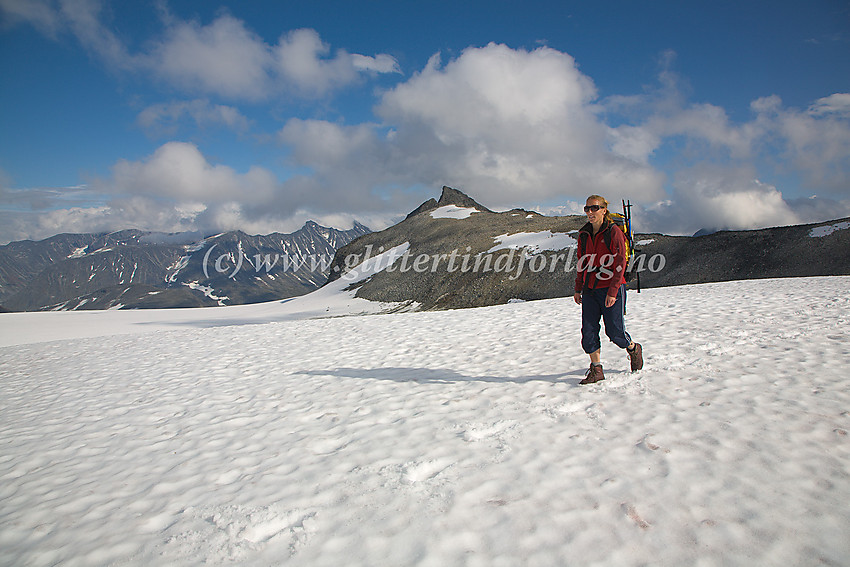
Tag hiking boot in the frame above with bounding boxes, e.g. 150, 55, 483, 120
580, 363, 604, 384
628, 342, 643, 372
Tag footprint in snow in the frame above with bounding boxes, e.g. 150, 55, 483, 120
404, 459, 454, 483
458, 420, 518, 442
308, 437, 349, 455
621, 502, 651, 530
636, 435, 670, 453
162, 505, 318, 562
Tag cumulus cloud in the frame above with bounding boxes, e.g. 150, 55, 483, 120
87, 142, 394, 237
0, 207, 113, 244
278, 43, 666, 213
271, 28, 396, 97
148, 14, 273, 99
144, 17, 400, 99
784, 194, 850, 225
149, 20, 400, 99
95, 142, 278, 204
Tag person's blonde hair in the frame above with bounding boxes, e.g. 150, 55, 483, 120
586, 194, 613, 222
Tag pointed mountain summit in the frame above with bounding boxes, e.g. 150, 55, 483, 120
436, 186, 492, 211
406, 186, 492, 218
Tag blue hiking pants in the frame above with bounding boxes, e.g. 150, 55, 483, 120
581, 285, 632, 354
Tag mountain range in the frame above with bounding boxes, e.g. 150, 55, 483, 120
3, 186, 849, 313
0, 221, 370, 311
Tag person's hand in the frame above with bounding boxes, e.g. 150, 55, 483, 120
574, 292, 582, 305
605, 294, 616, 308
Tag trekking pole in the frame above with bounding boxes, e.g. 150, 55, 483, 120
623, 199, 640, 294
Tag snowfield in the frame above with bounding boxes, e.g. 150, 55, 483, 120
1, 276, 849, 566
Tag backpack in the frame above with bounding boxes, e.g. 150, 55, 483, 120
609, 211, 633, 282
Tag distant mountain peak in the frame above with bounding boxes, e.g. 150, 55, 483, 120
407, 186, 491, 219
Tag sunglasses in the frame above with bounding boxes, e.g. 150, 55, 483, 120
583, 204, 605, 212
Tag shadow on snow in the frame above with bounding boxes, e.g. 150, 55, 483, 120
297, 367, 599, 385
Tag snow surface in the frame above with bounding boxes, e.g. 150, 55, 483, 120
1, 275, 850, 566
429, 205, 479, 219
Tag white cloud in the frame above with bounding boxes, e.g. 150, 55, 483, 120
20, 141, 398, 240
0, 2, 399, 100
606, 125, 660, 165
274, 45, 850, 235
137, 99, 251, 136
351, 53, 401, 74
0, 0, 139, 69
0, 197, 387, 244
602, 62, 759, 165
641, 166, 801, 234
60, 0, 137, 70
807, 93, 850, 117
148, 14, 273, 100
751, 94, 850, 192
0, 163, 392, 244
272, 28, 385, 97
144, 17, 400, 99
4, 4, 849, 241
277, 43, 666, 213
600, 59, 850, 232
279, 119, 380, 175
97, 142, 278, 204
0, 194, 203, 244
0, 0, 61, 36
647, 103, 758, 160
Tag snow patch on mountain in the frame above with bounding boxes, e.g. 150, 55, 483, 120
68, 246, 89, 259
182, 281, 229, 305
430, 205, 480, 219
809, 221, 850, 237
487, 230, 578, 255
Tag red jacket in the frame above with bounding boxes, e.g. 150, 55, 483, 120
574, 219, 628, 298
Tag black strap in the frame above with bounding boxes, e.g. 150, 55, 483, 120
579, 224, 613, 256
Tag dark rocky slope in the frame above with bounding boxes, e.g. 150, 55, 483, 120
328, 186, 850, 311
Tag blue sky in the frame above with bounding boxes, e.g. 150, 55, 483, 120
1, 0, 849, 243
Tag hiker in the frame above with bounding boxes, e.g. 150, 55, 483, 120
573, 195, 643, 384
